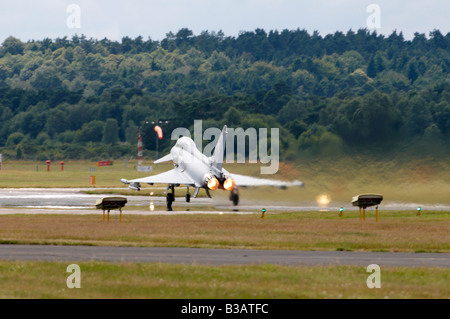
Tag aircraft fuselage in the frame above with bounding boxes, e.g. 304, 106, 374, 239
170, 137, 227, 189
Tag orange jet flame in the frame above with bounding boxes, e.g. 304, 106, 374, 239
223, 178, 236, 191
207, 177, 220, 190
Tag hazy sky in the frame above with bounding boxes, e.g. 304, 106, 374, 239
1, 0, 449, 42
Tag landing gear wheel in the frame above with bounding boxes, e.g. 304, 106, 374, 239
231, 194, 239, 206
166, 193, 174, 211
229, 188, 239, 206
185, 193, 191, 203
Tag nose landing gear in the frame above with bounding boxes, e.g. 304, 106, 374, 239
166, 184, 192, 211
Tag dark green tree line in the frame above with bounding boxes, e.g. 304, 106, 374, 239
0, 28, 448, 160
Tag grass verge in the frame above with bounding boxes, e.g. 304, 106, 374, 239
0, 261, 448, 299
0, 211, 448, 252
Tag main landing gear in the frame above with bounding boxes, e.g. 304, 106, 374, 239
166, 184, 175, 211
165, 184, 240, 211
185, 185, 191, 203
229, 188, 239, 206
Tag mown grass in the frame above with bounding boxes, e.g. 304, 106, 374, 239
0, 211, 448, 252
0, 261, 448, 299
0, 160, 165, 188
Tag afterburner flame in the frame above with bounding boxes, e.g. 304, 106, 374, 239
223, 178, 236, 191
207, 177, 220, 190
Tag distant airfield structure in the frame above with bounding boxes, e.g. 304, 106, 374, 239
352, 194, 383, 222
96, 197, 127, 223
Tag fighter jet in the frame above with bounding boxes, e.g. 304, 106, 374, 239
121, 126, 303, 210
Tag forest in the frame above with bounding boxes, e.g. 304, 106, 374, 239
0, 28, 449, 161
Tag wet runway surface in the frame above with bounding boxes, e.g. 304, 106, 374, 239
0, 188, 193, 209
1, 188, 450, 213
1, 245, 448, 268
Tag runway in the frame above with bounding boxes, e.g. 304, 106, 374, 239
0, 245, 448, 268
1, 188, 450, 213
0, 208, 256, 216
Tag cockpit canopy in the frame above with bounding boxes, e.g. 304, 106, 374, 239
175, 136, 197, 150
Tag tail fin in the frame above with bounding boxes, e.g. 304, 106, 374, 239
212, 125, 227, 170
